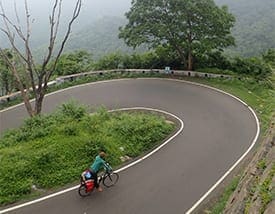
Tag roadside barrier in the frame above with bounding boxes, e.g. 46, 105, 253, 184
0, 69, 231, 104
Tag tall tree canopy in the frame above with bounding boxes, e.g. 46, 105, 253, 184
54, 50, 93, 76
119, 0, 235, 70
0, 49, 15, 96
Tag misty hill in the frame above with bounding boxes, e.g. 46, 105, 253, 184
1, 0, 274, 58
216, 0, 275, 56
0, 0, 132, 54
65, 17, 141, 58
64, 0, 275, 58
33, 16, 144, 60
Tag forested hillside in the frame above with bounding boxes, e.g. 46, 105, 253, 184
216, 0, 275, 56
33, 16, 146, 60
62, 0, 275, 58
65, 17, 144, 58
1, 0, 274, 58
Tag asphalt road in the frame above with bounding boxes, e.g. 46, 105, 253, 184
0, 78, 258, 214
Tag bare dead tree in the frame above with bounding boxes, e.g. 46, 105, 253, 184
0, 0, 82, 116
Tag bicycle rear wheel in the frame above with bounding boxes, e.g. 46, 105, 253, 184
78, 184, 91, 197
103, 172, 119, 187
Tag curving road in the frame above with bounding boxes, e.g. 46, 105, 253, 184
0, 78, 258, 214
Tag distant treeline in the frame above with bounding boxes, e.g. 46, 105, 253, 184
1, 48, 274, 96
31, 0, 275, 59
2, 1, 274, 59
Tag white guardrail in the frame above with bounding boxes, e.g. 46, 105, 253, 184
0, 69, 232, 104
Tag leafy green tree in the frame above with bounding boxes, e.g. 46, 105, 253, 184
262, 49, 275, 69
93, 49, 182, 70
195, 50, 232, 70
93, 52, 126, 70
119, 0, 235, 70
154, 45, 184, 69
127, 52, 157, 69
55, 50, 93, 76
0, 65, 15, 96
231, 57, 272, 81
0, 49, 15, 96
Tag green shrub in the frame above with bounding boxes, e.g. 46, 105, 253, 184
0, 179, 32, 205
262, 49, 275, 68
0, 115, 56, 148
257, 159, 267, 171
195, 51, 232, 70
230, 57, 272, 81
62, 123, 79, 136
107, 113, 174, 157
259, 164, 275, 213
57, 100, 88, 121
196, 68, 234, 75
19, 115, 53, 141
54, 50, 93, 76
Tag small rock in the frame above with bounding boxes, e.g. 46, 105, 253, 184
124, 155, 131, 161
120, 156, 126, 162
32, 185, 37, 190
120, 155, 132, 162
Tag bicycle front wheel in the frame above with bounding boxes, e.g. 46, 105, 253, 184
78, 184, 90, 197
103, 172, 119, 187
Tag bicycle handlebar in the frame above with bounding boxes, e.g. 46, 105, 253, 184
104, 162, 113, 172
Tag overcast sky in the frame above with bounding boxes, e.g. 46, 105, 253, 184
0, 0, 131, 22
0, 0, 132, 46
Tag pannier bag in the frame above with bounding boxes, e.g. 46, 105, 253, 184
85, 180, 94, 191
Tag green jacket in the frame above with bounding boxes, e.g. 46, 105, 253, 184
90, 155, 106, 173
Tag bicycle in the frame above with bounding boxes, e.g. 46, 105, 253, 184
78, 163, 119, 197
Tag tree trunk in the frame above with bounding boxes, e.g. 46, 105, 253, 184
174, 46, 187, 69
34, 88, 46, 115
21, 90, 35, 117
187, 51, 193, 71
5, 83, 9, 95
35, 96, 43, 115
11, 66, 36, 117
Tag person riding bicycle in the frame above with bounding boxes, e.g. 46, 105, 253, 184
89, 151, 109, 192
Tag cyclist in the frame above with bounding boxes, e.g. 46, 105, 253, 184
89, 151, 108, 192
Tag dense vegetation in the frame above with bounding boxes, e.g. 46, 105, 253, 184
1, 47, 274, 98
1, 0, 274, 58
53, 0, 275, 58
0, 102, 175, 205
1, 0, 274, 96
216, 0, 275, 57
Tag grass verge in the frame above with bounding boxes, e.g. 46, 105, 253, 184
205, 176, 241, 214
0, 102, 175, 205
